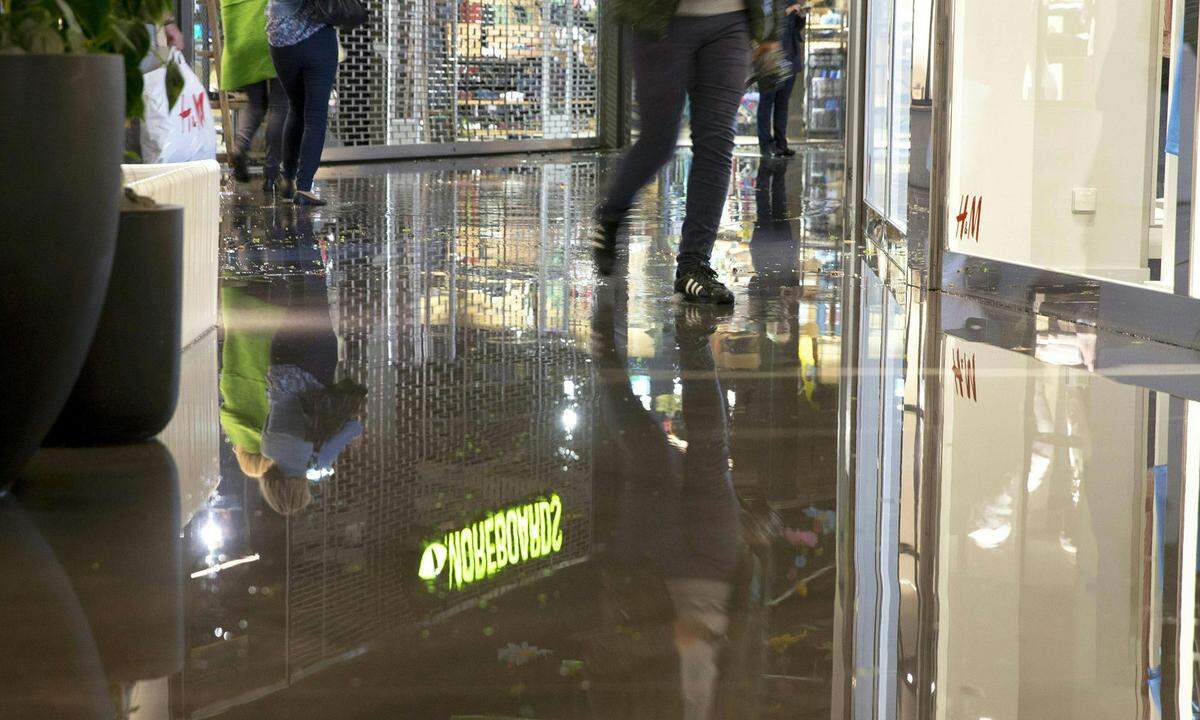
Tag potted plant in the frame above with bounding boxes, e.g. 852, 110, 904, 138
0, 0, 183, 478
46, 189, 185, 445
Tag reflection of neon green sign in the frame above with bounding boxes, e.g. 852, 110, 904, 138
419, 494, 564, 590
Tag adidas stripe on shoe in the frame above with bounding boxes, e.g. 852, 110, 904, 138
674, 264, 734, 305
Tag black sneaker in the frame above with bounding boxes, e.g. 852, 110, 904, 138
592, 208, 622, 276
774, 143, 796, 158
231, 152, 251, 182
263, 175, 277, 197
675, 264, 735, 305
281, 177, 296, 200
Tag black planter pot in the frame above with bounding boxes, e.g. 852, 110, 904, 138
0, 55, 125, 482
46, 197, 184, 445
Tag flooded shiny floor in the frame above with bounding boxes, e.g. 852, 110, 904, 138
5, 145, 1200, 720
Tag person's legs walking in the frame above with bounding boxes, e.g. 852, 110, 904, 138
600, 36, 691, 216
772, 75, 796, 154
263, 77, 289, 184
232, 80, 268, 181
270, 43, 307, 199
293, 25, 338, 198
673, 12, 749, 304
592, 25, 693, 275
756, 88, 776, 156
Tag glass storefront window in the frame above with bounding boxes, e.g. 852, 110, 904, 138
888, 0, 914, 231
864, 0, 914, 231
864, 0, 894, 215
910, 0, 932, 102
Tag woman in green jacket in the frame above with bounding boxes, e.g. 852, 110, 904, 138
220, 277, 365, 517
593, 0, 784, 306
222, 0, 287, 195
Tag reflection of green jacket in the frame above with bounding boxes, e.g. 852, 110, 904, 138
219, 286, 286, 454
220, 0, 275, 90
610, 0, 783, 42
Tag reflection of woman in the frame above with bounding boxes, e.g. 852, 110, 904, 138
219, 277, 364, 515
220, 283, 283, 463
585, 282, 764, 720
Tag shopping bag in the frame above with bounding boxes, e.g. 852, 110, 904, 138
140, 50, 217, 164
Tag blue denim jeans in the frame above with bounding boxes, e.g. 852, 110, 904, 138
269, 25, 337, 192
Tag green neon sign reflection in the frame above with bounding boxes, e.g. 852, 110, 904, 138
419, 493, 564, 590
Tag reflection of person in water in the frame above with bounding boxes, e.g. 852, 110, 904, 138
750, 160, 798, 296
743, 160, 808, 503
586, 282, 765, 720
219, 274, 364, 516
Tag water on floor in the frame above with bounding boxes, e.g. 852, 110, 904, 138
5, 144, 1200, 720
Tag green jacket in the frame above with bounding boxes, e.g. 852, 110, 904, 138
610, 0, 783, 42
219, 286, 286, 455
220, 0, 276, 91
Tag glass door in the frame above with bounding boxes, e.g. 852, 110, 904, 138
858, 0, 933, 272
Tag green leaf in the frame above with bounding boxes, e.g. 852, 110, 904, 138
52, 0, 87, 52
164, 56, 183, 109
125, 66, 144, 118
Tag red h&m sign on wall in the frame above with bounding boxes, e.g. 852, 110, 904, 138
956, 194, 983, 242
952, 349, 977, 401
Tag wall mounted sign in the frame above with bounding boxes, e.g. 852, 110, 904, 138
952, 349, 978, 401
418, 493, 564, 591
955, 194, 983, 242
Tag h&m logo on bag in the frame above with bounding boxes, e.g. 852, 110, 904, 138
178, 92, 207, 132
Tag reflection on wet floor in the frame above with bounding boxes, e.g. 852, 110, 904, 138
190, 150, 846, 720
8, 144, 1200, 720
848, 255, 1200, 720
78, 148, 842, 720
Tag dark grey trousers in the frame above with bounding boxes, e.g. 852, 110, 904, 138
234, 77, 288, 178
600, 11, 750, 270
